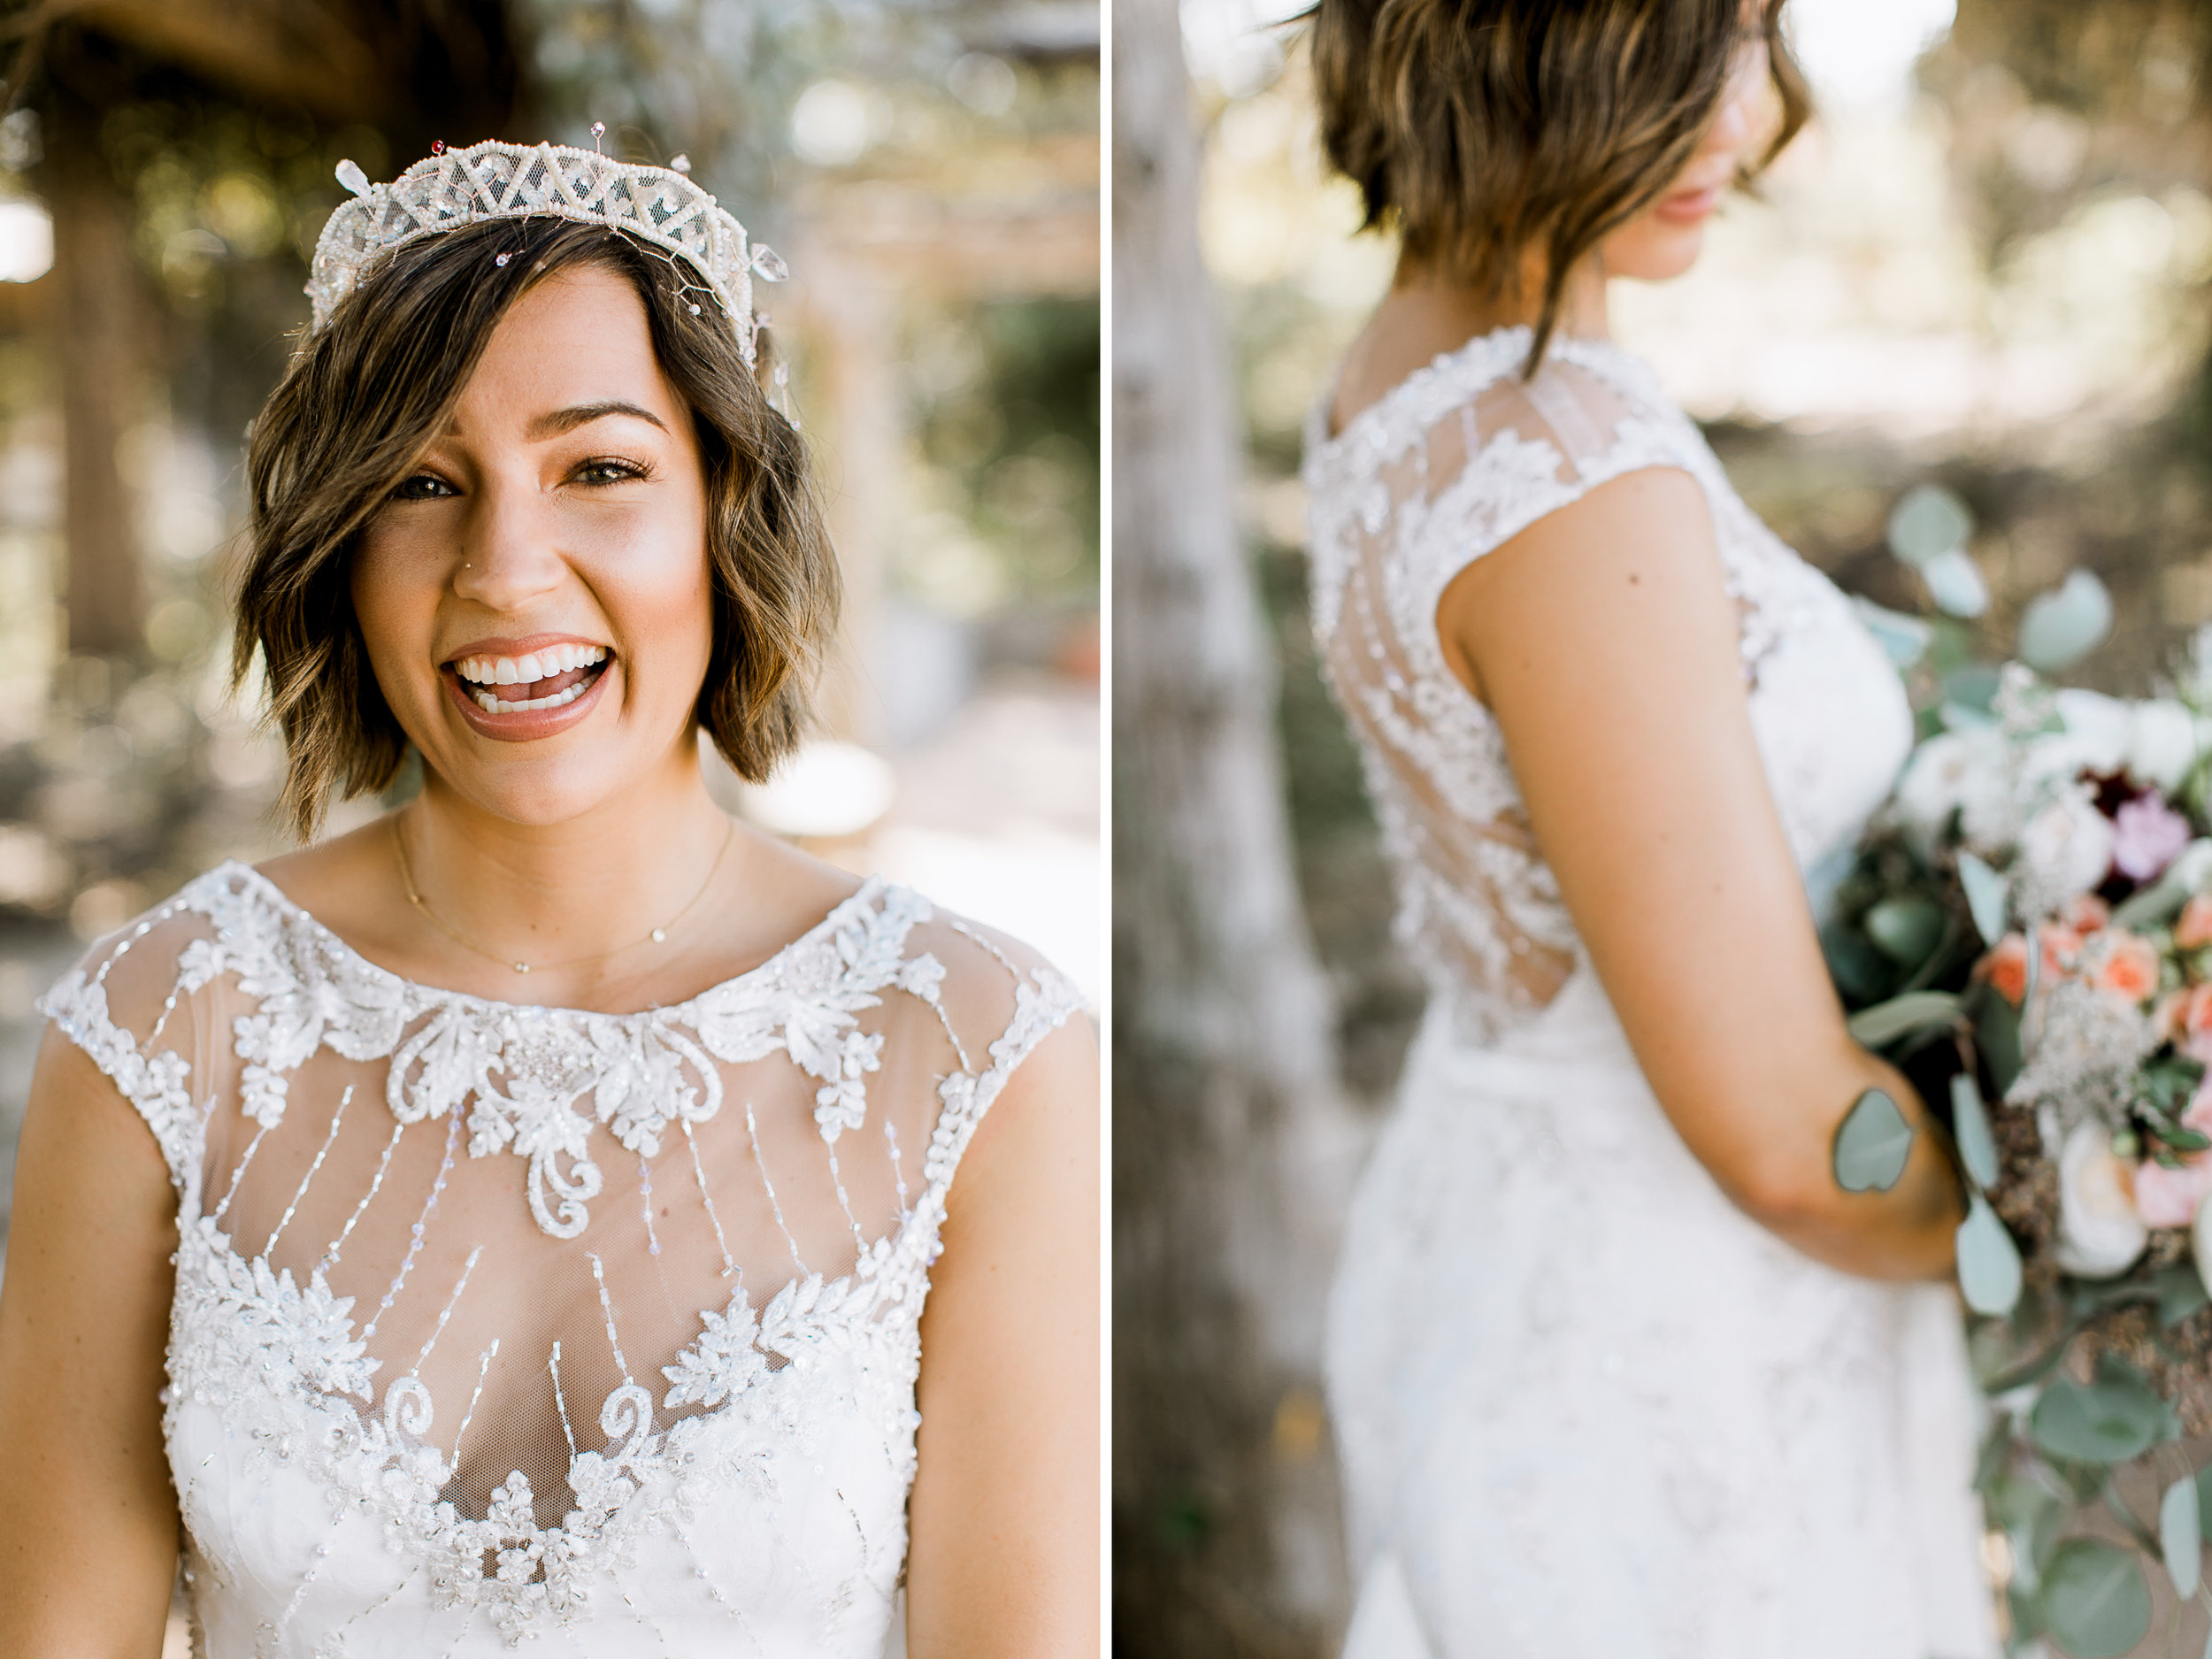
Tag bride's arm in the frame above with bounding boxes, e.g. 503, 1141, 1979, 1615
0, 1028, 180, 1655
904, 1016, 1100, 1657
1440, 465, 1962, 1280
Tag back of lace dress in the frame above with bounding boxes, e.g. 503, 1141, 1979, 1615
38, 864, 1081, 1655
1302, 331, 1729, 1044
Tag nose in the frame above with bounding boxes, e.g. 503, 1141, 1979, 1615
1701, 42, 1767, 158
451, 473, 566, 611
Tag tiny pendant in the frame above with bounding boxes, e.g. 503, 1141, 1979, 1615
514, 962, 530, 974
651, 927, 667, 943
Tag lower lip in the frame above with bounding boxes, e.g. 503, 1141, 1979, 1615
1654, 187, 1723, 225
443, 662, 612, 742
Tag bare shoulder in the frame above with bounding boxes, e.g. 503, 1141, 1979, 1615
1438, 464, 1724, 703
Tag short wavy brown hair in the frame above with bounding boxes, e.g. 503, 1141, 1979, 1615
235, 216, 840, 839
1310, 0, 1810, 371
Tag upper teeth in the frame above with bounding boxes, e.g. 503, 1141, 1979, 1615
454, 644, 607, 686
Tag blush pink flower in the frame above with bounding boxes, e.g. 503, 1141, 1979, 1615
2131, 1156, 2212, 1229
2177, 986, 2212, 1060
2180, 894, 2212, 950
2113, 792, 2194, 882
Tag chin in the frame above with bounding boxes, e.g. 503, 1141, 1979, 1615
1604, 221, 1708, 285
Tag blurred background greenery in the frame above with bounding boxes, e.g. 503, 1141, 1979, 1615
1117, 0, 2212, 1652
0, 0, 1099, 1296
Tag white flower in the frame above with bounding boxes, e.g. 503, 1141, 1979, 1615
2192, 1193, 2212, 1301
2055, 1121, 2148, 1278
2055, 688, 2131, 775
1896, 729, 2016, 852
2014, 790, 2115, 915
2129, 698, 2201, 793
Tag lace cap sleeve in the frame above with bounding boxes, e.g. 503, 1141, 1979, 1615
1306, 339, 1701, 659
35, 882, 228, 1192
905, 915, 1087, 1231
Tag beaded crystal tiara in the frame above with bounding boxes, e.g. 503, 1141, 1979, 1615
305, 138, 788, 367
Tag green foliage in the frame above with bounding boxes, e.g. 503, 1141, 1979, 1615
1957, 850, 2010, 945
1832, 1087, 1916, 1192
1952, 1072, 2001, 1190
1845, 990, 1963, 1048
2161, 1474, 2200, 1599
1958, 1194, 2024, 1315
2029, 1360, 2173, 1465
2038, 1539, 2152, 1657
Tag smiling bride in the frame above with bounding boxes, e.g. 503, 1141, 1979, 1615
0, 142, 1097, 1657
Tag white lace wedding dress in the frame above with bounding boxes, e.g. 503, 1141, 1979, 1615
1304, 327, 1997, 1658
36, 861, 1081, 1656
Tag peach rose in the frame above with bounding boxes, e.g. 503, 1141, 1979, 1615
2098, 931, 2161, 1003
1982, 933, 2030, 1005
2041, 925, 2085, 977
2067, 894, 2113, 934
2180, 894, 2212, 950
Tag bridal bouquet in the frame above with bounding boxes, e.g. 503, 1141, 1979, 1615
1826, 649, 2212, 1655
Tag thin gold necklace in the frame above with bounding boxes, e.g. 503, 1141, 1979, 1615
393, 815, 735, 976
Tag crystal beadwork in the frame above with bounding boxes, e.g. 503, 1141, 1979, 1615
305, 141, 788, 368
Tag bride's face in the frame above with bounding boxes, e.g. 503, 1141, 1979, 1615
1599, 23, 1776, 284
351, 263, 715, 826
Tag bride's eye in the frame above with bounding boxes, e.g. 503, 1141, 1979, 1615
391, 472, 457, 501
573, 457, 650, 487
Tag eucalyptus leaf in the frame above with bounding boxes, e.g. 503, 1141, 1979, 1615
2196, 1464, 2212, 1537
1865, 896, 1946, 966
1847, 990, 1962, 1048
1851, 597, 1936, 668
2031, 1371, 2169, 1464
1888, 482, 1974, 568
1957, 1194, 2023, 1316
1956, 852, 2009, 947
2112, 867, 2194, 931
2162, 1473, 2200, 1599
1922, 545, 1992, 618
1832, 1088, 1916, 1193
1821, 918, 1893, 1005
1945, 663, 2005, 717
1951, 1072, 2000, 1190
1975, 985, 2024, 1095
2038, 1538, 2152, 1657
2019, 570, 2115, 675
2157, 1263, 2209, 1328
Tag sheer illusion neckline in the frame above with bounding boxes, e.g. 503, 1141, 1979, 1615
1314, 323, 1638, 457
226, 856, 874, 1025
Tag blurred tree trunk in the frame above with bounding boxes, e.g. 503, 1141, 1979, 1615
46, 87, 144, 657
14, 0, 521, 669
1112, 0, 1358, 1652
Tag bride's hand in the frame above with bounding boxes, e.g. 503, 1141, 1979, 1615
1438, 465, 1962, 1280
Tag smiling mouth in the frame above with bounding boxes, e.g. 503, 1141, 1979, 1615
449, 644, 611, 714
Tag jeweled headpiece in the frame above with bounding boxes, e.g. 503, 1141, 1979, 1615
305, 138, 788, 368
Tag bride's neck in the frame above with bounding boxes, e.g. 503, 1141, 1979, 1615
398, 747, 734, 972
1331, 251, 1610, 436
1387, 249, 1611, 343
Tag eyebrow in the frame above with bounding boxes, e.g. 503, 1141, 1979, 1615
523, 400, 669, 440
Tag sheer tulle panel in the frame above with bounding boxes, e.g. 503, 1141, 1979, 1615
1311, 367, 1653, 1018
76, 895, 1018, 1540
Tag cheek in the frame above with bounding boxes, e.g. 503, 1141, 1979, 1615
349, 529, 435, 683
